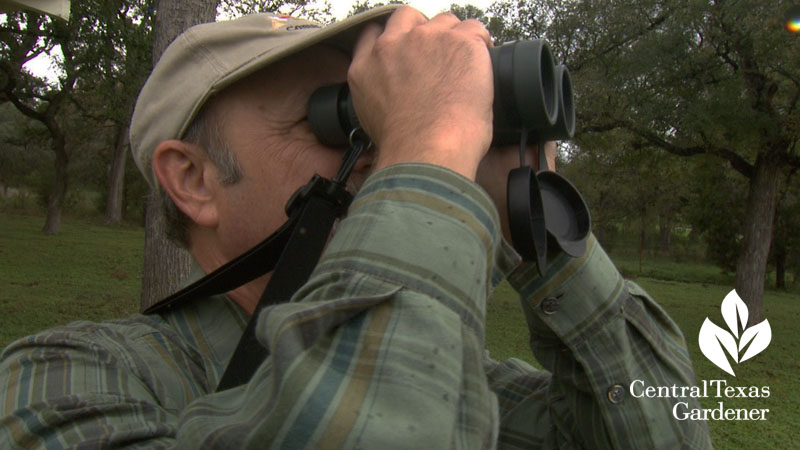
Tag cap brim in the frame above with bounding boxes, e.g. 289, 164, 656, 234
207, 6, 398, 108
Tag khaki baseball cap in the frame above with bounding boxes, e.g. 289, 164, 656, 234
130, 5, 399, 188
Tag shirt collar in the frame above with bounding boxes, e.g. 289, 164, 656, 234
160, 261, 249, 385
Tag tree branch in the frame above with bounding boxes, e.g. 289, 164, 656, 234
1, 74, 47, 123
569, 8, 672, 72
579, 116, 755, 178
0, 25, 52, 39
69, 95, 117, 124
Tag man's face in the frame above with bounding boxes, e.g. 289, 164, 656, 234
206, 45, 360, 262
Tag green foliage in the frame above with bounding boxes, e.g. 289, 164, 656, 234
344, 0, 405, 18
449, 3, 485, 21
92, 149, 149, 223
684, 157, 747, 272
65, 0, 155, 121
218, 0, 335, 23
611, 251, 735, 285
0, 104, 51, 188
0, 1, 158, 232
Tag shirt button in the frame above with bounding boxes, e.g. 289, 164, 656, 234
540, 296, 559, 315
607, 384, 625, 404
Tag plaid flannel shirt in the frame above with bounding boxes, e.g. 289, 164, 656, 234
0, 164, 712, 449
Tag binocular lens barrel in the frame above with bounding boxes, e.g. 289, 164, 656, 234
490, 40, 556, 133
308, 39, 575, 147
545, 65, 576, 141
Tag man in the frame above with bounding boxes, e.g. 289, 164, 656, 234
0, 5, 712, 449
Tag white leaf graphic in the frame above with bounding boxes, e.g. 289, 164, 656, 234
721, 289, 748, 338
739, 319, 772, 362
699, 318, 738, 376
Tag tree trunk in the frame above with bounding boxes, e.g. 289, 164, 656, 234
139, 0, 219, 311
141, 193, 194, 307
735, 155, 780, 325
153, 0, 219, 58
104, 123, 129, 225
774, 241, 786, 290
638, 206, 647, 272
42, 127, 68, 234
658, 213, 671, 253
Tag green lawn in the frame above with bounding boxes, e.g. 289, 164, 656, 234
0, 212, 142, 347
2, 211, 798, 449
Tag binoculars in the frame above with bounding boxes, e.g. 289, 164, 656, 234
307, 39, 589, 274
307, 39, 575, 147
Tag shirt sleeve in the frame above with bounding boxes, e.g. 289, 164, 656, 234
485, 236, 714, 449
0, 163, 510, 449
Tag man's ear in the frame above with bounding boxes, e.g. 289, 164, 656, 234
152, 139, 220, 228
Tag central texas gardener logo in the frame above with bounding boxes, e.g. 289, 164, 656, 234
699, 290, 771, 377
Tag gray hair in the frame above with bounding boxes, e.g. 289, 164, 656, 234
160, 106, 244, 248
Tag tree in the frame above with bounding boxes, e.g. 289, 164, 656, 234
139, 0, 220, 311
771, 169, 800, 289
0, 11, 77, 233
64, 1, 155, 225
560, 128, 694, 261
97, 1, 154, 225
490, 0, 800, 324
346, 0, 403, 17
1, 0, 155, 232
219, 0, 334, 23
0, 103, 50, 194
684, 156, 747, 272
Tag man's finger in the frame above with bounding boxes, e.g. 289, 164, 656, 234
452, 18, 492, 46
426, 11, 461, 29
382, 5, 427, 39
351, 22, 382, 67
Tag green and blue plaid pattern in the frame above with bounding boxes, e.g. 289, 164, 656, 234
0, 164, 711, 449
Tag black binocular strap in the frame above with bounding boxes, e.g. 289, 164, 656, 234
144, 176, 351, 393
215, 189, 345, 390
142, 219, 294, 316
145, 180, 349, 392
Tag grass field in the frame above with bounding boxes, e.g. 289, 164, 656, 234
0, 212, 142, 347
2, 211, 798, 449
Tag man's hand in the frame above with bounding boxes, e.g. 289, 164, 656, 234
348, 6, 493, 181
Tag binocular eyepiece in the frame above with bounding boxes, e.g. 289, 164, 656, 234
307, 39, 575, 147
